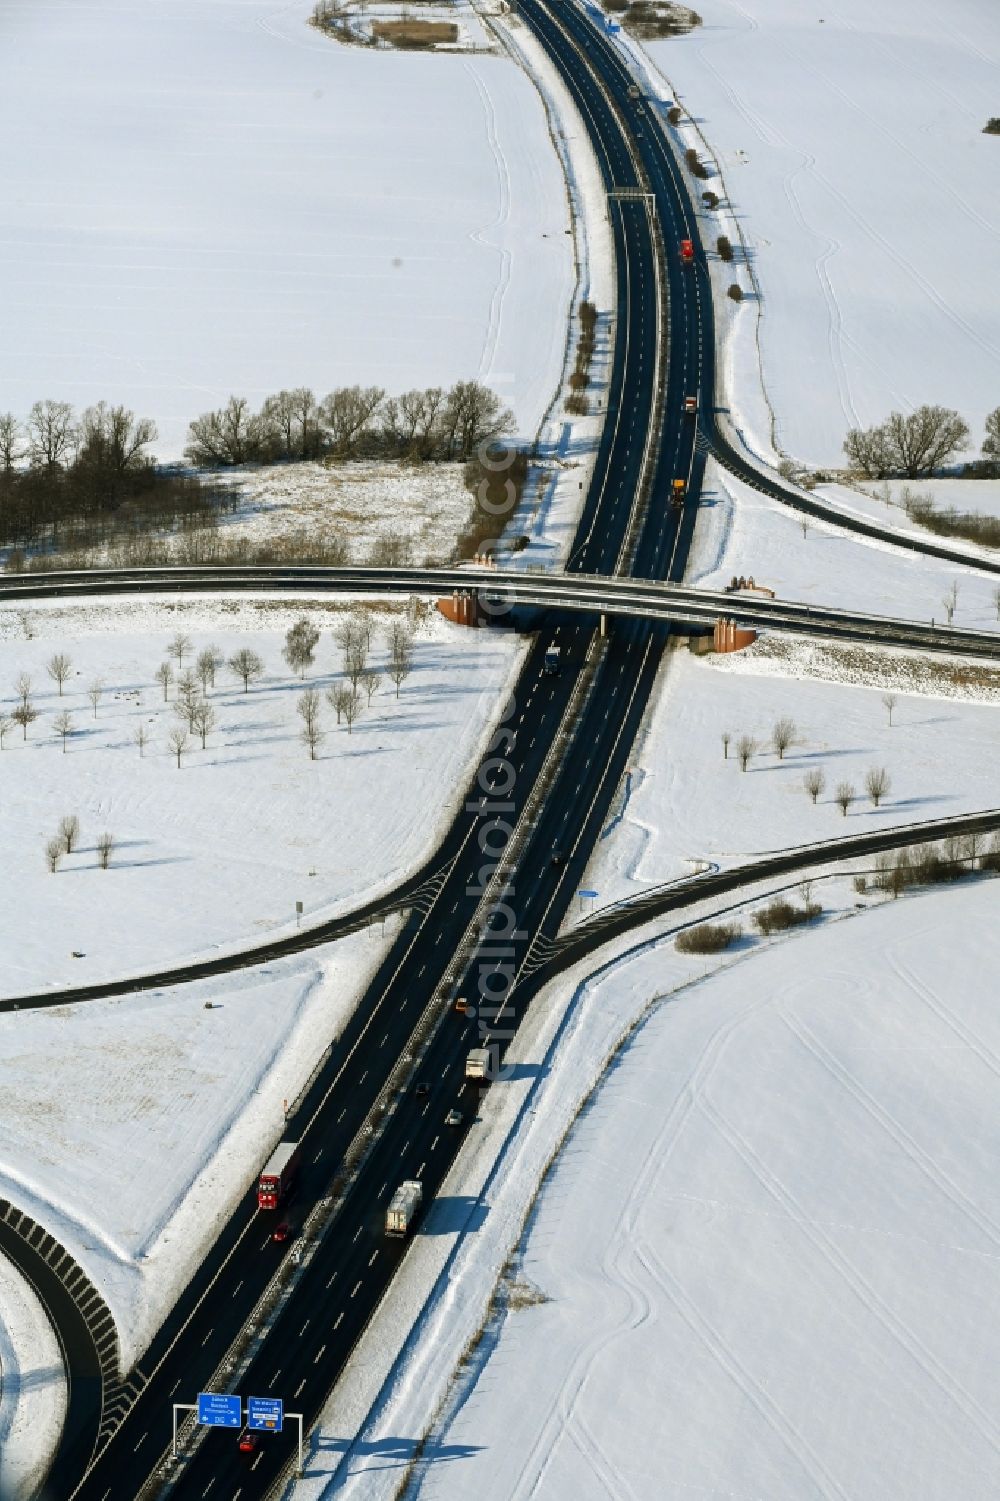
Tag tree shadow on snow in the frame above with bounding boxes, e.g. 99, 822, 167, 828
306, 1432, 483, 1478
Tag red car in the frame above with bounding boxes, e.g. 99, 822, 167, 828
680, 238, 694, 263
272, 1222, 292, 1244
238, 1431, 258, 1454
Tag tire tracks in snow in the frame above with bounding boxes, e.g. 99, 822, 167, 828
504, 993, 767, 1501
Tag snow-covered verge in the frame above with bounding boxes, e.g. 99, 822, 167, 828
801, 477, 1000, 568
0, 596, 522, 994
580, 638, 1000, 910
619, 0, 1000, 468
0, 0, 575, 457
361, 879, 1000, 1501
0, 930, 391, 1369
0, 1257, 66, 1501
687, 455, 1000, 622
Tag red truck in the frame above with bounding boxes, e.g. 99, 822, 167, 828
257, 1141, 300, 1211
680, 238, 694, 264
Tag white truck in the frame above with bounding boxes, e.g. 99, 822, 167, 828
385, 1180, 423, 1237
465, 1047, 491, 1082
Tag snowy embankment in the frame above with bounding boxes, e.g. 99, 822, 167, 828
0, 597, 522, 994
622, 0, 1000, 469
0, 1257, 66, 1501
354, 880, 1000, 1501
0, 0, 574, 457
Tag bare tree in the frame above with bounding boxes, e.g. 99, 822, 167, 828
881, 691, 897, 727
27, 399, 76, 471
0, 412, 23, 471
284, 618, 321, 679
174, 670, 201, 730
46, 653, 72, 696
804, 767, 825, 804
736, 735, 756, 772
228, 648, 264, 693
771, 717, 796, 759
96, 832, 115, 870
12, 702, 38, 740
185, 395, 265, 466
0, 712, 11, 748
843, 422, 894, 479
326, 683, 351, 724
721, 730, 732, 760
297, 688, 324, 760
45, 837, 63, 874
196, 648, 218, 694
14, 672, 32, 710
885, 405, 969, 478
835, 781, 855, 817
59, 814, 80, 853
190, 700, 217, 749
942, 580, 959, 624
994, 586, 1000, 623
319, 385, 386, 458
984, 405, 1000, 468
87, 678, 104, 719
342, 687, 362, 734
344, 637, 368, 691
133, 724, 149, 758
53, 710, 74, 752
386, 623, 414, 699
865, 766, 891, 807
155, 661, 174, 701
167, 727, 189, 767
168, 632, 192, 669
361, 669, 381, 704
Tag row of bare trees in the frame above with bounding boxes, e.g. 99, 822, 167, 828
721, 713, 895, 813
184, 380, 514, 467
844, 404, 1000, 479
0, 400, 213, 550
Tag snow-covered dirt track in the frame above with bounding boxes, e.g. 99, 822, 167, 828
407, 881, 1000, 1501
0, 0, 574, 457
643, 0, 1000, 464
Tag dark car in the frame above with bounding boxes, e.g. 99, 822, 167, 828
272, 1221, 292, 1244
550, 850, 565, 868
415, 1081, 431, 1097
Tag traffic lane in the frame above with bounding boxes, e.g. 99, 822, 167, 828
175, 1059, 482, 1496
70, 631, 588, 1497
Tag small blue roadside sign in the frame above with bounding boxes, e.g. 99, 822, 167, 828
248, 1396, 284, 1433
578, 889, 598, 900
197, 1392, 242, 1429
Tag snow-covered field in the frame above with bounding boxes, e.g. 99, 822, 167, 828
370, 879, 1000, 1501
581, 639, 1000, 908
0, 0, 574, 457
0, 1256, 65, 1501
0, 596, 521, 993
631, 0, 1000, 466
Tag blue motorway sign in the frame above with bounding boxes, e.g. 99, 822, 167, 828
248, 1396, 284, 1433
197, 1392, 242, 1429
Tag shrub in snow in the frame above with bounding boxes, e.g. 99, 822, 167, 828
675, 922, 741, 954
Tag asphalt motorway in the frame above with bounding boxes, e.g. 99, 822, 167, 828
63, 3, 691, 1494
